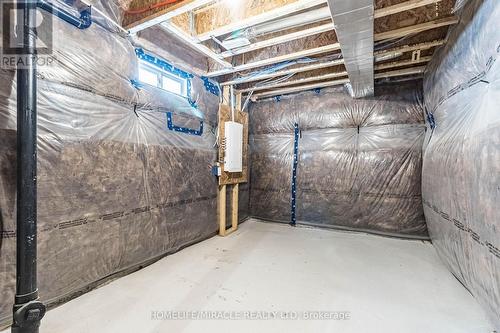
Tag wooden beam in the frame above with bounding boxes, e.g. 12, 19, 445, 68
374, 16, 458, 41
240, 71, 348, 93
375, 39, 445, 56
375, 56, 432, 70
252, 78, 350, 100
161, 22, 232, 68
126, 0, 213, 34
197, 0, 327, 42
375, 66, 426, 78
221, 58, 344, 86
218, 184, 227, 236
374, 0, 443, 19
207, 43, 341, 77
231, 183, 239, 232
220, 23, 335, 58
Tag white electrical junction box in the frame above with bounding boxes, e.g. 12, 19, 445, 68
224, 121, 243, 172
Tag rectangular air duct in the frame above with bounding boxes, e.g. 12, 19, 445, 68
326, 0, 374, 97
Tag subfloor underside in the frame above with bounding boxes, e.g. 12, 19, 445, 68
2, 219, 494, 333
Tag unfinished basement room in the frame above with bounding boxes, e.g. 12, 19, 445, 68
0, 0, 499, 332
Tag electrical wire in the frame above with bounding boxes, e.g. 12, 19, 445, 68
125, 0, 182, 15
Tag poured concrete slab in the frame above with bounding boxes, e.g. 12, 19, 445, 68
2, 219, 494, 332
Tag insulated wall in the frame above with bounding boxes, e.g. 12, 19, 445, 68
0, 2, 228, 326
249, 83, 427, 237
422, 0, 500, 328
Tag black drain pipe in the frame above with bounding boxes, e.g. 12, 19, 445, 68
12, 1, 46, 332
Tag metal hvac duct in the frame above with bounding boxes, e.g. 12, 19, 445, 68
326, 0, 374, 98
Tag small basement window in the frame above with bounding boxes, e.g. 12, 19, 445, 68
138, 60, 187, 97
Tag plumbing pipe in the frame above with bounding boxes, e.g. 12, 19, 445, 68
37, 0, 92, 29
12, 2, 46, 333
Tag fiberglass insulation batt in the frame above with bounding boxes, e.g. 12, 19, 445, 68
0, 2, 232, 325
249, 82, 427, 237
422, 0, 500, 328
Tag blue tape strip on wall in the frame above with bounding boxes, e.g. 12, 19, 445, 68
166, 112, 204, 136
290, 123, 300, 226
201, 76, 220, 96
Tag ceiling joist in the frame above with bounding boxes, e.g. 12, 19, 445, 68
221, 58, 345, 86
375, 55, 432, 70
374, 0, 444, 19
240, 71, 348, 93
245, 54, 432, 95
252, 78, 350, 100
218, 0, 444, 59
375, 39, 445, 57
126, 0, 213, 34
160, 22, 232, 68
222, 39, 444, 87
210, 17, 453, 78
207, 43, 341, 77
252, 66, 427, 100
196, 0, 328, 42
374, 16, 458, 41
374, 66, 426, 79
219, 23, 335, 58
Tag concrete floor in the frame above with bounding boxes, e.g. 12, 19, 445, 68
4, 219, 494, 333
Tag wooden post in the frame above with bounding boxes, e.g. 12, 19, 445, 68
217, 87, 243, 237
218, 184, 227, 236
231, 183, 239, 231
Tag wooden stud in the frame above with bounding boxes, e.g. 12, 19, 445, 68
231, 183, 239, 231
218, 184, 227, 236
218, 88, 245, 237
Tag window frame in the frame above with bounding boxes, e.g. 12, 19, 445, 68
138, 60, 188, 97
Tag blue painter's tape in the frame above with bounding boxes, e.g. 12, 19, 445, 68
426, 110, 436, 130
201, 76, 220, 96
167, 112, 204, 136
290, 123, 300, 226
